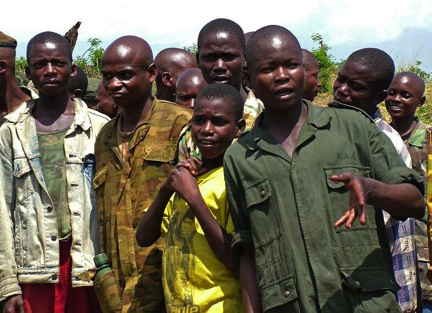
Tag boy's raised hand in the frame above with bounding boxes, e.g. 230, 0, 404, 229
330, 173, 368, 229
164, 157, 202, 191
171, 166, 201, 204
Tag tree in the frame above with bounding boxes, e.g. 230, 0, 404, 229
310, 33, 338, 93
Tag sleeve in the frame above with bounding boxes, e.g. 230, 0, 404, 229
0, 126, 21, 301
368, 120, 424, 194
224, 151, 253, 260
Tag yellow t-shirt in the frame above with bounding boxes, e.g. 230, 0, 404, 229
161, 167, 243, 313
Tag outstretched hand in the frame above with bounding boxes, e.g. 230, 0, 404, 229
331, 173, 368, 229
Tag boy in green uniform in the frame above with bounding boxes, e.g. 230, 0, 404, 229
177, 18, 263, 162
224, 25, 425, 313
385, 72, 432, 310
136, 83, 245, 312
94, 36, 192, 312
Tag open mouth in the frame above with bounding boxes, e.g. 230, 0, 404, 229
274, 88, 294, 99
211, 76, 229, 83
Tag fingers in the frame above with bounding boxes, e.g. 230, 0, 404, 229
175, 158, 201, 176
334, 209, 352, 228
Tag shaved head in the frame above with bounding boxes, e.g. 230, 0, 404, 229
154, 48, 197, 101
302, 49, 318, 71
246, 25, 302, 69
393, 72, 425, 95
155, 48, 196, 75
175, 68, 208, 109
103, 35, 153, 69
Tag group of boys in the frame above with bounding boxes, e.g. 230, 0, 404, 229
0, 16, 429, 313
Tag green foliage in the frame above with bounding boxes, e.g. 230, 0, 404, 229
74, 38, 104, 78
398, 60, 431, 83
183, 43, 198, 56
15, 56, 28, 74
310, 33, 338, 93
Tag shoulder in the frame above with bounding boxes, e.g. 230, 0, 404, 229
153, 98, 193, 120
87, 108, 110, 123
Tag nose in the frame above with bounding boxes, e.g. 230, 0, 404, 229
106, 76, 122, 91
214, 58, 226, 71
335, 82, 349, 96
45, 62, 56, 76
202, 120, 215, 135
275, 66, 289, 82
317, 78, 323, 88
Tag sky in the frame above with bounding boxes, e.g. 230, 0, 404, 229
3, 0, 432, 71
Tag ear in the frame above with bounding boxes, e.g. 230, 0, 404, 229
73, 89, 84, 99
161, 72, 173, 87
235, 118, 246, 137
70, 63, 77, 78
419, 96, 426, 107
147, 63, 157, 83
25, 66, 31, 80
0, 60, 7, 74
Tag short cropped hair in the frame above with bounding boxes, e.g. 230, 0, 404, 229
27, 31, 72, 62
348, 48, 395, 91
197, 18, 245, 54
195, 83, 244, 121
68, 66, 88, 96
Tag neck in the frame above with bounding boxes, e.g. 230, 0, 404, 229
0, 79, 31, 114
262, 101, 304, 137
34, 90, 73, 117
199, 154, 224, 175
236, 83, 247, 102
120, 96, 154, 132
391, 116, 417, 139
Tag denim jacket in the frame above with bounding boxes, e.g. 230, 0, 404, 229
0, 98, 109, 301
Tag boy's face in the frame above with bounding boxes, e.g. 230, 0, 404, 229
175, 76, 207, 109
101, 47, 156, 108
303, 59, 322, 101
248, 34, 304, 111
333, 59, 383, 113
198, 31, 244, 90
191, 98, 242, 160
26, 42, 75, 96
385, 74, 425, 119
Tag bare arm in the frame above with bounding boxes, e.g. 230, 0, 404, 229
240, 244, 262, 313
332, 173, 424, 228
172, 166, 238, 271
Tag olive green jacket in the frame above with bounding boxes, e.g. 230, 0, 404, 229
224, 101, 423, 312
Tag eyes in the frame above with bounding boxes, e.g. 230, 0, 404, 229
200, 52, 239, 63
192, 115, 229, 127
101, 70, 135, 81
30, 59, 68, 70
387, 89, 412, 99
258, 61, 301, 74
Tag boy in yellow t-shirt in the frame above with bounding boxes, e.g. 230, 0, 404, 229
136, 83, 245, 312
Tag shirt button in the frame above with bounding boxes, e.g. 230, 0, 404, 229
260, 190, 266, 197
47, 206, 53, 213
51, 235, 57, 241
284, 291, 290, 298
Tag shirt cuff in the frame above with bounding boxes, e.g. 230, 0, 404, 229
231, 230, 253, 260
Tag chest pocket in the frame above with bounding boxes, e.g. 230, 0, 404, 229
143, 141, 177, 163
324, 165, 375, 232
244, 178, 282, 249
13, 157, 35, 204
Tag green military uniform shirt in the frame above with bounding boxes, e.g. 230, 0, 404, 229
94, 98, 192, 312
224, 100, 423, 313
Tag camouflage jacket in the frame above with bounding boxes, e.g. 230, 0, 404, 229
94, 98, 192, 312
0, 98, 109, 301
176, 89, 264, 161
406, 119, 432, 301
